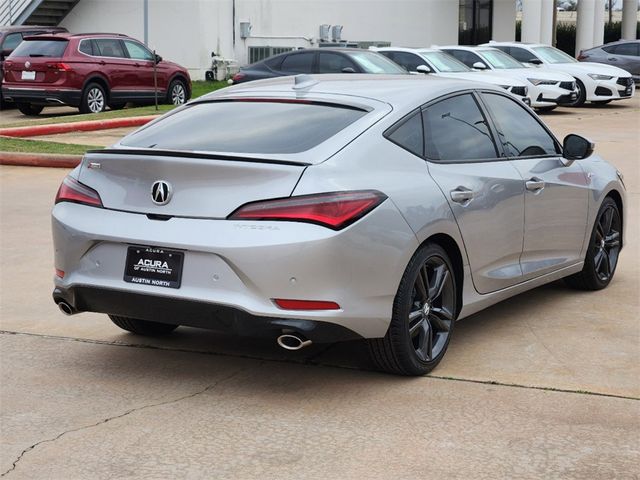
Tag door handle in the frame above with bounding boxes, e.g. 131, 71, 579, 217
450, 187, 474, 204
526, 177, 545, 192
99, 60, 106, 65
607, 57, 617, 61
134, 63, 141, 67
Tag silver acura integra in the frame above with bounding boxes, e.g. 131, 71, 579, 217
52, 74, 626, 376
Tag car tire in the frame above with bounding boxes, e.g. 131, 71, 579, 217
564, 197, 621, 291
17, 103, 44, 116
570, 78, 587, 107
166, 78, 187, 106
108, 102, 126, 110
535, 106, 556, 113
368, 243, 457, 376
80, 82, 107, 114
109, 315, 179, 336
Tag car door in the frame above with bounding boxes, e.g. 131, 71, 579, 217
480, 91, 589, 280
422, 92, 525, 294
122, 39, 157, 99
278, 51, 316, 75
318, 51, 359, 73
603, 43, 640, 76
380, 51, 429, 73
94, 38, 130, 100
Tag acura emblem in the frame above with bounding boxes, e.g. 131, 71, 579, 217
151, 180, 172, 205
25, 61, 31, 69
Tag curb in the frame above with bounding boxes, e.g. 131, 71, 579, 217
0, 115, 159, 138
0, 152, 81, 168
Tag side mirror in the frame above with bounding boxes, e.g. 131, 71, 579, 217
472, 61, 487, 70
416, 64, 431, 74
563, 134, 594, 160
528, 58, 543, 65
341, 67, 356, 73
154, 54, 162, 64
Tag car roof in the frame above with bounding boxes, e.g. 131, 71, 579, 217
374, 47, 439, 54
0, 26, 67, 34
202, 74, 501, 112
483, 42, 544, 48
22, 32, 131, 41
439, 45, 500, 52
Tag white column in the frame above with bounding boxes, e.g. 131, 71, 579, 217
592, 0, 605, 47
576, 0, 596, 56
621, 0, 638, 40
492, 0, 516, 41
539, 0, 554, 45
521, 0, 542, 43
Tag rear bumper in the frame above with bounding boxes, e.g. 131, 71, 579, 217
52, 285, 362, 342
52, 200, 418, 340
1, 86, 81, 107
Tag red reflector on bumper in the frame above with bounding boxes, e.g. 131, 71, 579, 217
55, 269, 65, 278
273, 299, 340, 310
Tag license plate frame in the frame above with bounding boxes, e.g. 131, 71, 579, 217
123, 246, 184, 289
21, 71, 36, 81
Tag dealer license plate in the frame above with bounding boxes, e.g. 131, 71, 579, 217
124, 246, 184, 289
21, 71, 36, 80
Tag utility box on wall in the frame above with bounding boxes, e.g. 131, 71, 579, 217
239, 21, 252, 38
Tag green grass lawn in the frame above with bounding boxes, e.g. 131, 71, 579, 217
0, 137, 101, 155
1, 80, 228, 129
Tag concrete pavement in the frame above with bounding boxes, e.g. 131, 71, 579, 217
0, 96, 638, 478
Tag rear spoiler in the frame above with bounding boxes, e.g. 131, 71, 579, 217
86, 148, 311, 167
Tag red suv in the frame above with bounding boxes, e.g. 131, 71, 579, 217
2, 32, 191, 115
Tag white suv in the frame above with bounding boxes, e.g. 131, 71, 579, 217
482, 42, 635, 106
373, 47, 530, 104
439, 45, 578, 111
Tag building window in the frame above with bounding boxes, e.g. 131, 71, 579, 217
248, 46, 295, 64
459, 0, 493, 45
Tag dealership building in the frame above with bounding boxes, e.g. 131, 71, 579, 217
1, 0, 638, 79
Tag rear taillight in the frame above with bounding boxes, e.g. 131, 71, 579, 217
577, 52, 587, 61
231, 72, 246, 83
228, 190, 387, 230
55, 176, 103, 207
46, 62, 72, 71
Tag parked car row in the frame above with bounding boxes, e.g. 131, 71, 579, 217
0, 29, 191, 115
230, 42, 636, 112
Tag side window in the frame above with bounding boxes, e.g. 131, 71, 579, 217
95, 39, 126, 58
385, 110, 424, 157
318, 52, 357, 73
445, 50, 482, 68
2, 33, 23, 51
79, 40, 93, 56
482, 93, 558, 157
602, 45, 616, 54
389, 52, 426, 72
510, 47, 536, 63
264, 55, 285, 70
422, 94, 497, 162
613, 43, 639, 57
123, 40, 154, 61
280, 52, 315, 73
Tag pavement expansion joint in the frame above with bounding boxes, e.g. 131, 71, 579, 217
3, 330, 638, 402
0, 363, 251, 477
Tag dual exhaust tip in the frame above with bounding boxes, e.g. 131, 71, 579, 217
277, 333, 312, 351
57, 300, 312, 351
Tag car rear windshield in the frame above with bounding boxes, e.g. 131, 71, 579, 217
120, 100, 368, 154
10, 39, 68, 58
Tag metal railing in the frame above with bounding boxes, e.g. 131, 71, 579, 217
0, 0, 35, 26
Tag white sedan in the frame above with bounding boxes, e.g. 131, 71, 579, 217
483, 42, 635, 106
372, 47, 530, 104
440, 45, 578, 111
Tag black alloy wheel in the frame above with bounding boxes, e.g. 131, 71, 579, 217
369, 243, 457, 375
565, 197, 621, 290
